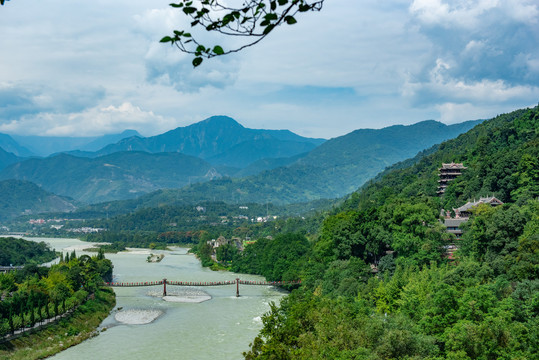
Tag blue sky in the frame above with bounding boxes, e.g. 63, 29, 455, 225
0, 0, 538, 139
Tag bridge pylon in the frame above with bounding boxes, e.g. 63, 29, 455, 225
163, 278, 167, 296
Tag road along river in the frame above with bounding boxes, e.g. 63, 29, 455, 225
26, 237, 285, 360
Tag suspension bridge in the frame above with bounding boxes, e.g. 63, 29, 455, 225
103, 278, 301, 297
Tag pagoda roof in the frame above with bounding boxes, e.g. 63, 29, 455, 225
439, 162, 467, 170
454, 196, 504, 213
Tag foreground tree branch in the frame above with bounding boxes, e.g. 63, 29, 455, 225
160, 0, 324, 67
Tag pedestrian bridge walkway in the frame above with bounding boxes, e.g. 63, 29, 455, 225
103, 278, 301, 297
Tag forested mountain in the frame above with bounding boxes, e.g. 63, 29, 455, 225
233, 153, 307, 177
0, 152, 224, 204
0, 133, 33, 157
94, 116, 324, 167
0, 179, 77, 221
233, 105, 539, 359
145, 119, 481, 205
0, 147, 21, 171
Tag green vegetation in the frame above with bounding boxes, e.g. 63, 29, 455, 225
0, 249, 113, 338
0, 287, 115, 360
0, 237, 57, 266
238, 106, 539, 359
81, 200, 325, 251
0, 180, 77, 221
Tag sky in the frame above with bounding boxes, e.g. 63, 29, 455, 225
0, 0, 538, 139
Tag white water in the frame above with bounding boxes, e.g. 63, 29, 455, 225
25, 237, 285, 360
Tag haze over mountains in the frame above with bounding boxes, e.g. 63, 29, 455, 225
0, 115, 482, 219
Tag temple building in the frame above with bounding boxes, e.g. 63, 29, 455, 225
441, 196, 504, 259
437, 162, 466, 195
453, 196, 504, 218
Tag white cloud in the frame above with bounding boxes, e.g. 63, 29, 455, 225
410, 0, 538, 28
0, 102, 176, 137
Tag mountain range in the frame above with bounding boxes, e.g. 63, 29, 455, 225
0, 115, 482, 215
89, 115, 325, 168
124, 119, 481, 206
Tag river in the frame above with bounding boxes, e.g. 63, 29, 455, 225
25, 237, 285, 360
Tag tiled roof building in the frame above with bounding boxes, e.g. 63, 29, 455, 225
437, 162, 466, 195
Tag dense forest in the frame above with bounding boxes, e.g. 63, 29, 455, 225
0, 247, 113, 337
0, 237, 57, 266
233, 106, 539, 359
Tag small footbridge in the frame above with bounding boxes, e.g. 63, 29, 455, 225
103, 278, 301, 297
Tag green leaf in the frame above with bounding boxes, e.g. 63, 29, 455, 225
264, 13, 278, 21
263, 24, 275, 35
160, 36, 174, 43
270, 1, 276, 11
192, 57, 203, 67
196, 45, 206, 53
278, 0, 288, 5
183, 6, 197, 14
212, 45, 225, 55
284, 16, 297, 25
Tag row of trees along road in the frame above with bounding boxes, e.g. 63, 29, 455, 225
0, 248, 112, 337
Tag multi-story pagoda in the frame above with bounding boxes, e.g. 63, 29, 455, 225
437, 162, 466, 195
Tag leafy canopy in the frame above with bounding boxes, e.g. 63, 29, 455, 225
160, 0, 324, 67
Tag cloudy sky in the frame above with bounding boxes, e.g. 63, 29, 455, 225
1, 0, 538, 139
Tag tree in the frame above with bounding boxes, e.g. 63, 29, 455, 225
161, 0, 324, 67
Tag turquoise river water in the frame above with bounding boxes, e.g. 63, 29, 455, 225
25, 237, 285, 360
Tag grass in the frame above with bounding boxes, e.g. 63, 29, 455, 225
0, 287, 115, 360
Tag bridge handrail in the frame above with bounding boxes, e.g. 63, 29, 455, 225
103, 279, 301, 287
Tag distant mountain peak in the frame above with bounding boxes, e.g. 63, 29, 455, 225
119, 129, 142, 137
197, 115, 245, 129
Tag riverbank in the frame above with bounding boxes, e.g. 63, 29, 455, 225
0, 288, 115, 360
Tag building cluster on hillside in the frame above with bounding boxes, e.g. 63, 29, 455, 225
206, 235, 271, 261
437, 161, 505, 258
441, 196, 504, 258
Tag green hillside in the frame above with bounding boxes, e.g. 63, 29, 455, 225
230, 105, 538, 359
0, 147, 21, 171
0, 179, 77, 221
0, 151, 223, 204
